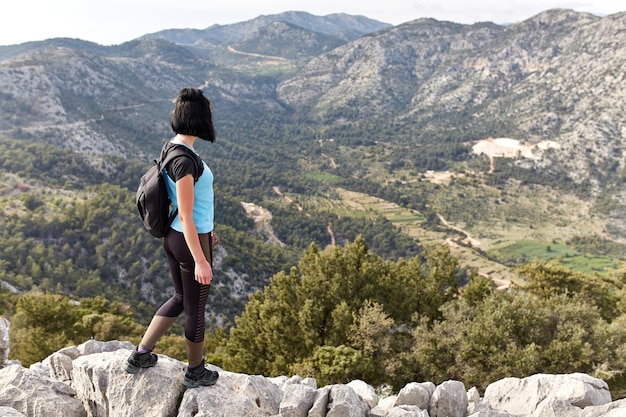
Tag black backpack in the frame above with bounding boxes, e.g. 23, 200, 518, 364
136, 142, 203, 238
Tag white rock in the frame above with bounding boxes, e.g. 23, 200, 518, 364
77, 339, 134, 355
483, 373, 612, 416
0, 364, 86, 417
430, 380, 468, 417
467, 386, 481, 414
394, 382, 433, 410
373, 395, 397, 416
0, 318, 9, 366
178, 370, 282, 417
0, 406, 26, 417
280, 381, 318, 417
72, 349, 184, 417
308, 386, 331, 417
326, 384, 369, 417
347, 379, 377, 409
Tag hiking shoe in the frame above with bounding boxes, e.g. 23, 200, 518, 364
183, 359, 219, 388
124, 348, 158, 374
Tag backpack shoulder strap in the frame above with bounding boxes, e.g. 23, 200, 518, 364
159, 142, 203, 182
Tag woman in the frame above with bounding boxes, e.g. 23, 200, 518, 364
124, 87, 219, 388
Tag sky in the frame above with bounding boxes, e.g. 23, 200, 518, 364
1, 0, 624, 47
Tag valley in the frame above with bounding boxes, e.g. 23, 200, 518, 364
1, 7, 626, 324
2, 10, 626, 395
271, 158, 620, 286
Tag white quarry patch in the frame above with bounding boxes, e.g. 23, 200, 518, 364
472, 137, 561, 159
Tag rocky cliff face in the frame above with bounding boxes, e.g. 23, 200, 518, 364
0, 335, 624, 417
277, 10, 626, 191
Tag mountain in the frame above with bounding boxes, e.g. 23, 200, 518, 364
2, 9, 626, 324
278, 9, 626, 189
141, 11, 392, 44
231, 21, 345, 60
0, 38, 107, 61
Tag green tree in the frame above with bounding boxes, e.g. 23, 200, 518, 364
385, 244, 461, 323
294, 237, 386, 349
9, 293, 144, 366
292, 345, 367, 386
411, 290, 616, 390
462, 272, 495, 307
222, 269, 301, 376
347, 301, 413, 388
517, 260, 621, 321
219, 237, 461, 385
10, 293, 89, 365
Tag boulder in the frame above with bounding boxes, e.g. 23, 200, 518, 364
72, 349, 185, 417
467, 386, 481, 414
346, 380, 377, 409
388, 404, 429, 416
1, 337, 626, 417
468, 411, 515, 417
326, 384, 369, 417
0, 364, 86, 417
429, 380, 468, 417
77, 339, 134, 355
371, 395, 396, 416
178, 370, 283, 417
280, 377, 318, 417
308, 385, 331, 417
483, 373, 612, 416
44, 349, 76, 382
504, 396, 626, 417
393, 382, 434, 410
0, 406, 26, 417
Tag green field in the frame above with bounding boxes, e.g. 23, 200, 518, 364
489, 239, 619, 276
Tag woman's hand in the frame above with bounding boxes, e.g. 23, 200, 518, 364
211, 232, 219, 248
195, 258, 213, 285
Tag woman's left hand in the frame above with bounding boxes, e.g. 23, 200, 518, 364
195, 259, 213, 285
212, 232, 219, 248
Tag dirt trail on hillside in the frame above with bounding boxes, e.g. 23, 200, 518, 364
227, 46, 288, 62
273, 186, 303, 211
437, 213, 511, 289
436, 214, 481, 247
327, 223, 336, 246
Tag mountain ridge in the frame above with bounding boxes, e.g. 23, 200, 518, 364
140, 10, 391, 45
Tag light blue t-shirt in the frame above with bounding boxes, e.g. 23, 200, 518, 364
163, 144, 214, 234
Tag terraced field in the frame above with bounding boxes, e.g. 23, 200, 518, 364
273, 174, 623, 287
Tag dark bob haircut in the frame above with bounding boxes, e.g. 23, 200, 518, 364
170, 87, 216, 142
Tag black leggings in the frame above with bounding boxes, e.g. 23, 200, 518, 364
156, 230, 212, 343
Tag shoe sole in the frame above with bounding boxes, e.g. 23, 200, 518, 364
182, 374, 219, 388
124, 363, 140, 374
124, 360, 156, 374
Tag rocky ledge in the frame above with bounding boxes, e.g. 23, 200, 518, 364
0, 340, 625, 417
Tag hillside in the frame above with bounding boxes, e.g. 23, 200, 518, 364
1, 8, 626, 324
